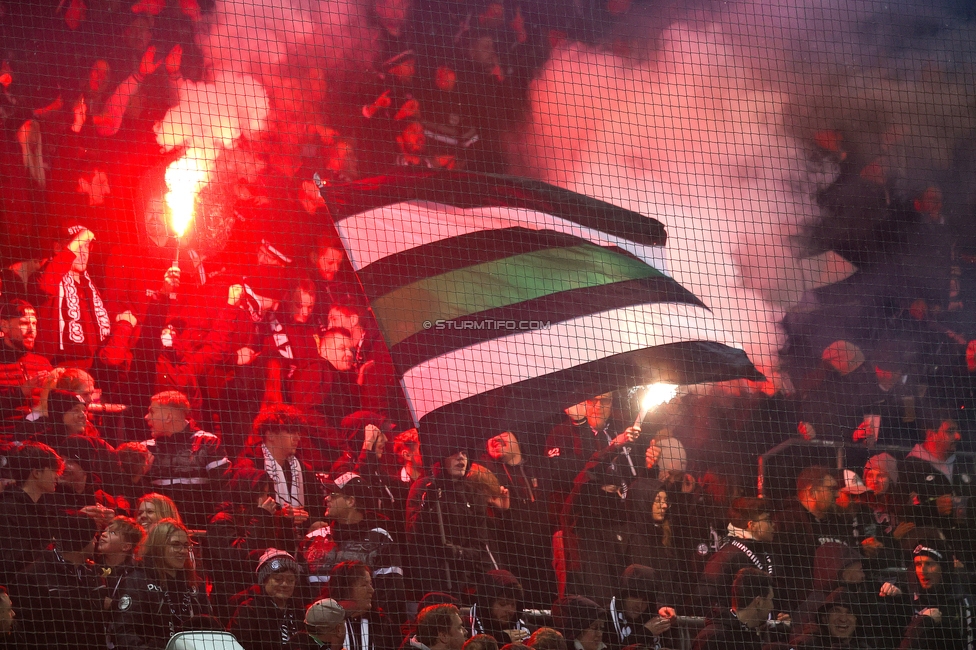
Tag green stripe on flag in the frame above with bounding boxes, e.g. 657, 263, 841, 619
372, 244, 663, 347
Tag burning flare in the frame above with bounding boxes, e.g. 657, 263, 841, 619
634, 383, 678, 427
164, 148, 212, 238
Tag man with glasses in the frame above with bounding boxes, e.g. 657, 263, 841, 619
775, 467, 858, 612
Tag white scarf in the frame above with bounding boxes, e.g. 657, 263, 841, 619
262, 443, 304, 508
58, 271, 111, 350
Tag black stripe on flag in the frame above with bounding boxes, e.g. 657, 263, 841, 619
389, 276, 706, 373
417, 341, 764, 438
358, 227, 587, 300
322, 169, 667, 248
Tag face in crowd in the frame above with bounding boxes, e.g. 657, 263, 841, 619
319, 331, 355, 371
315, 247, 345, 282
576, 618, 605, 650
914, 555, 943, 591
863, 468, 891, 495
487, 432, 522, 466
0, 307, 37, 351
264, 570, 298, 605
163, 529, 192, 573
825, 605, 856, 640
490, 597, 517, 625
444, 451, 468, 479
585, 393, 613, 430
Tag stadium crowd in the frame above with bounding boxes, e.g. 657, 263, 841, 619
2, 0, 976, 649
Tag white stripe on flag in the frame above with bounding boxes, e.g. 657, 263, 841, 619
335, 202, 669, 273
400, 301, 737, 421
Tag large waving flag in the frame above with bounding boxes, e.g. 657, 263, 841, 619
318, 170, 762, 435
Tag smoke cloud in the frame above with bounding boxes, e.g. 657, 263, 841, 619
517, 0, 976, 389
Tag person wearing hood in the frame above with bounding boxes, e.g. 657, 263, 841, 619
796, 544, 865, 626
793, 542, 910, 648
469, 570, 533, 644
559, 458, 629, 607
899, 541, 975, 650
607, 564, 675, 650
480, 430, 557, 609
850, 454, 911, 560
406, 441, 507, 597
692, 568, 775, 650
789, 589, 877, 650
228, 549, 305, 650
695, 497, 776, 616
207, 466, 292, 619
551, 595, 607, 650
31, 388, 120, 488
620, 477, 687, 610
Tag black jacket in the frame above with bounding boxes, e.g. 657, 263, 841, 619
696, 537, 775, 615
228, 592, 303, 650
111, 567, 211, 650
143, 427, 230, 528
0, 488, 60, 583
11, 549, 106, 650
303, 512, 407, 625
900, 586, 975, 650
405, 466, 501, 595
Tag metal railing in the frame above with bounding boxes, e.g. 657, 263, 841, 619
757, 437, 976, 498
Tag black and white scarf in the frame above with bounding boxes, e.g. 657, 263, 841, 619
727, 538, 773, 575
59, 271, 110, 349
262, 443, 304, 508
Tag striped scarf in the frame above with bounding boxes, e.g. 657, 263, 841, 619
58, 272, 110, 350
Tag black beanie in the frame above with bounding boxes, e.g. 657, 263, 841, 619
47, 389, 85, 427
621, 564, 658, 603
552, 596, 605, 642
478, 569, 524, 608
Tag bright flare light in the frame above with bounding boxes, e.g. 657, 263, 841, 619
634, 383, 678, 427
164, 148, 211, 238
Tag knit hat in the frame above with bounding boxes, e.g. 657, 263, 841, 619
621, 564, 658, 602
47, 389, 86, 433
305, 598, 345, 627
256, 548, 301, 585
864, 453, 898, 485
551, 596, 605, 642
478, 569, 524, 608
57, 435, 100, 474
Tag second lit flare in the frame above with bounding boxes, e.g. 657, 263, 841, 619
634, 383, 678, 428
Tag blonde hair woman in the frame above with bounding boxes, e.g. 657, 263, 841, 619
135, 492, 182, 530
112, 519, 211, 649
